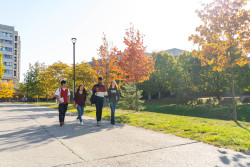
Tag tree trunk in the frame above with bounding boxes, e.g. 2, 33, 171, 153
136, 83, 139, 111
148, 92, 151, 100
158, 91, 161, 99
231, 68, 237, 122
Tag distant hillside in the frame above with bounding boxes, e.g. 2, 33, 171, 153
164, 48, 186, 57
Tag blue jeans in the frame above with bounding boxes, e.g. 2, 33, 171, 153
76, 105, 84, 122
110, 98, 117, 123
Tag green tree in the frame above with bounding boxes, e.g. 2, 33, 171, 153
120, 83, 144, 110
16, 82, 27, 100
151, 51, 177, 99
200, 65, 230, 100
138, 79, 157, 100
175, 52, 203, 104
234, 64, 250, 94
24, 62, 44, 101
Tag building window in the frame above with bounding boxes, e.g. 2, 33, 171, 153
0, 47, 12, 52
15, 43, 17, 48
4, 70, 12, 74
14, 71, 16, 76
0, 39, 12, 45
14, 57, 17, 62
0, 32, 13, 38
3, 55, 12, 59
14, 64, 17, 69
3, 62, 12, 66
15, 36, 17, 41
15, 50, 17, 55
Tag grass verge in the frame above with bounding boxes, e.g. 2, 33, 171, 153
23, 102, 250, 153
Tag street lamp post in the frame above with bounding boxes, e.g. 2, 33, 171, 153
26, 70, 29, 102
71, 38, 77, 98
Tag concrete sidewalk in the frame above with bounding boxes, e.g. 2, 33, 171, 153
0, 103, 249, 167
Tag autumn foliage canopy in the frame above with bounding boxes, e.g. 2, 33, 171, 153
119, 25, 155, 83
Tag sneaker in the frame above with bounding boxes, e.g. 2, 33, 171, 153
97, 121, 100, 126
111, 122, 115, 125
80, 122, 84, 126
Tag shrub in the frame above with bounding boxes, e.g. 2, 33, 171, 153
120, 83, 144, 110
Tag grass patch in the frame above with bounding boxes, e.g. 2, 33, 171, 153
22, 101, 250, 153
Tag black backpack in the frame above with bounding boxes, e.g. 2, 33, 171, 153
90, 85, 98, 104
90, 94, 96, 104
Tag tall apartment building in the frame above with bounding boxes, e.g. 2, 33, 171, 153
0, 24, 21, 88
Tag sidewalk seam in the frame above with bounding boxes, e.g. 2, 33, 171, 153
22, 110, 86, 163
92, 141, 199, 161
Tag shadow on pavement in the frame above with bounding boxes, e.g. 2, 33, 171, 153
0, 103, 125, 151
216, 150, 250, 167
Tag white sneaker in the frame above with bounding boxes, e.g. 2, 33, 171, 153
97, 121, 100, 126
80, 122, 84, 126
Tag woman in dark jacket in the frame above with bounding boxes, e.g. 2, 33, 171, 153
74, 85, 87, 126
107, 81, 120, 125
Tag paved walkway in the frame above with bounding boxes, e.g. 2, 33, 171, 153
0, 103, 249, 167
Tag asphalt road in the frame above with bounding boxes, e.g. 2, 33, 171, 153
0, 103, 249, 167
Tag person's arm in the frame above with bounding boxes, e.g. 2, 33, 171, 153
107, 88, 110, 106
68, 90, 71, 103
55, 88, 62, 104
55, 95, 61, 104
104, 86, 109, 102
117, 89, 120, 104
92, 85, 97, 94
73, 92, 77, 102
84, 93, 87, 107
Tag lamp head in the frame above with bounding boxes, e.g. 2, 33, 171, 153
71, 38, 77, 44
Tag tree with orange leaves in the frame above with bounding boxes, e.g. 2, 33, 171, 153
119, 24, 155, 111
189, 0, 250, 122
92, 33, 121, 87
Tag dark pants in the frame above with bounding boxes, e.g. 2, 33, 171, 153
59, 103, 68, 123
110, 98, 117, 124
95, 96, 104, 122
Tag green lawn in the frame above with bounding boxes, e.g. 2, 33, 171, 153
24, 101, 250, 153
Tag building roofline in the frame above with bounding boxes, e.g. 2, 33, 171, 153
0, 24, 15, 31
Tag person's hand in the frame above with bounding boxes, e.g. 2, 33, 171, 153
84, 105, 86, 108
108, 103, 110, 107
117, 101, 120, 104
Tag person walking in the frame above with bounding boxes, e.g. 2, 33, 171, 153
92, 77, 108, 126
107, 81, 120, 125
55, 80, 70, 127
74, 85, 87, 126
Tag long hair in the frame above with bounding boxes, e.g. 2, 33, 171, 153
76, 85, 88, 95
109, 81, 118, 90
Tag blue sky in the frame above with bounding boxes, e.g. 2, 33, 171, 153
1, 0, 248, 82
